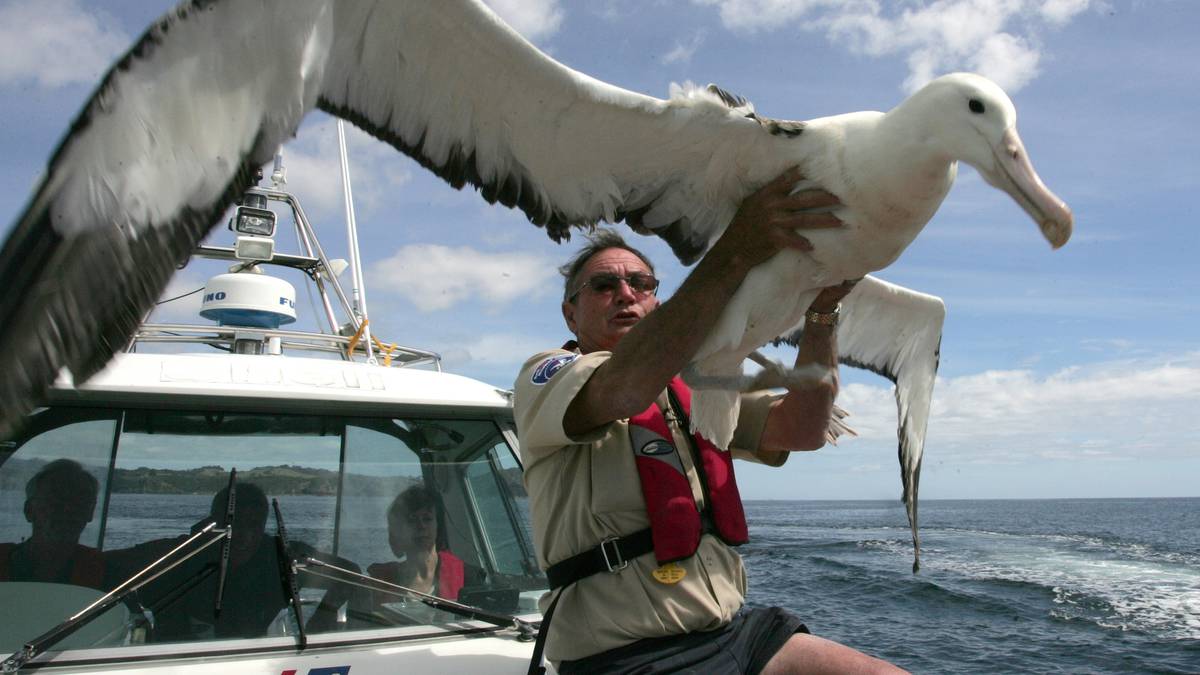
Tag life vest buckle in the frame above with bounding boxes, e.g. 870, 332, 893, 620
599, 537, 629, 572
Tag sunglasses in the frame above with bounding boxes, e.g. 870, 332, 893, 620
569, 273, 660, 301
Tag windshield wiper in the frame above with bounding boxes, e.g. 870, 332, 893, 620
214, 468, 237, 618
1, 522, 230, 673
297, 557, 538, 640
272, 498, 308, 650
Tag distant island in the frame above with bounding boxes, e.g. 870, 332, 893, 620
3, 458, 525, 498
112, 464, 345, 496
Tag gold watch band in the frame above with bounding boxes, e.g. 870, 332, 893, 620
805, 303, 840, 326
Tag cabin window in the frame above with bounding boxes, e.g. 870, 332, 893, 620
0, 406, 545, 660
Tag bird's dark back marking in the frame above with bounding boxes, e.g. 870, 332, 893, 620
705, 83, 749, 110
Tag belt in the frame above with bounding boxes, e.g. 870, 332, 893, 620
545, 527, 654, 590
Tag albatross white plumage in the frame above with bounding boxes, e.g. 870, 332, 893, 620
0, 0, 1072, 571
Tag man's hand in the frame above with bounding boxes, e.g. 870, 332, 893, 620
759, 278, 859, 452
809, 277, 860, 313
709, 166, 843, 273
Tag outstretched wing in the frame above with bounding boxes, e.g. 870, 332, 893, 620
315, 1, 790, 261
780, 275, 945, 571
0, 0, 802, 436
0, 0, 333, 437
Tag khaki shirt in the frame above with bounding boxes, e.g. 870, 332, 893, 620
514, 347, 787, 662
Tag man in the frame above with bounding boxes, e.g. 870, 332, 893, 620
514, 167, 906, 673
0, 459, 104, 588
104, 482, 291, 640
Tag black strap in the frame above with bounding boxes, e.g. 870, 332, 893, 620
526, 588, 562, 675
545, 528, 654, 590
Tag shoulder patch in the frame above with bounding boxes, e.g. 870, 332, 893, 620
531, 354, 577, 385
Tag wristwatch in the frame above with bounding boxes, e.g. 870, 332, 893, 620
805, 303, 840, 326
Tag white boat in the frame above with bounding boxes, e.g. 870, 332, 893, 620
0, 147, 549, 673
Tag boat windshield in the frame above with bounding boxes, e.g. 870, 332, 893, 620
0, 405, 546, 654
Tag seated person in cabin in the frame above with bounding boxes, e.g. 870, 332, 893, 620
0, 459, 104, 589
368, 485, 466, 602
105, 482, 357, 640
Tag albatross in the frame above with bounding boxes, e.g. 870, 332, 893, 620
0, 0, 1072, 571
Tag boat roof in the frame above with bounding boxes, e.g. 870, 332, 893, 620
48, 352, 513, 414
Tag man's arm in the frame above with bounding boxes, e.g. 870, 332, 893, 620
564, 167, 842, 437
759, 280, 858, 453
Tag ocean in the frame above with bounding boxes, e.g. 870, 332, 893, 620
740, 498, 1199, 675
94, 495, 1198, 673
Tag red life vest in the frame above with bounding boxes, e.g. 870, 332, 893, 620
628, 377, 749, 564
436, 550, 465, 600
367, 549, 465, 600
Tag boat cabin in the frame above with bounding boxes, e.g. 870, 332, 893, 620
0, 163, 548, 673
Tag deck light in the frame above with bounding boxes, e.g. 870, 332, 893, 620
231, 192, 277, 261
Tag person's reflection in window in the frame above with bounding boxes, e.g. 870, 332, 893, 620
104, 482, 288, 640
0, 459, 103, 588
368, 486, 464, 601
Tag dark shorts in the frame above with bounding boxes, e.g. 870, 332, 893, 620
556, 606, 809, 675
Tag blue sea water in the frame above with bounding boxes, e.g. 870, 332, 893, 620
741, 498, 1200, 675
94, 494, 1198, 673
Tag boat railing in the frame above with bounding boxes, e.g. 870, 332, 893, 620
132, 323, 442, 369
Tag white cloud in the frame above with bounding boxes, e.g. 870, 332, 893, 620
969, 32, 1041, 92
483, 0, 565, 41
0, 0, 128, 88
440, 333, 546, 371
278, 119, 413, 222
694, 0, 1094, 92
663, 30, 708, 65
1040, 0, 1091, 25
837, 352, 1200, 463
148, 272, 209, 324
369, 244, 557, 312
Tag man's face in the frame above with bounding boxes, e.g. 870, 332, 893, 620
562, 248, 660, 353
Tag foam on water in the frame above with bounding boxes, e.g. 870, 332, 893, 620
741, 499, 1199, 673
921, 526, 1200, 640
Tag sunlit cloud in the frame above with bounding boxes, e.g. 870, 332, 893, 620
0, 0, 129, 88
279, 119, 413, 223
837, 352, 1200, 463
440, 332, 546, 372
692, 0, 1094, 91
483, 0, 565, 41
369, 244, 557, 312
664, 30, 708, 65
147, 272, 209, 324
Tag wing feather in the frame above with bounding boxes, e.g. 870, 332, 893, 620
316, 0, 794, 260
778, 275, 945, 571
0, 0, 331, 435
1, 0, 801, 434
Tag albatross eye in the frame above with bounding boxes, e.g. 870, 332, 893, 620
968, 98, 986, 114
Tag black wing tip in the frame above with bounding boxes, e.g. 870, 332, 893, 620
0, 159, 259, 438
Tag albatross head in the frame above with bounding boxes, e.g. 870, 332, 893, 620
910, 73, 1073, 249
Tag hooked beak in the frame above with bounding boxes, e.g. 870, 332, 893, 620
983, 127, 1073, 249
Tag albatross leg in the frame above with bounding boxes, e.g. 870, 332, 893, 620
680, 362, 760, 390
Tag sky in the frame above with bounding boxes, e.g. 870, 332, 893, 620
0, 0, 1197, 500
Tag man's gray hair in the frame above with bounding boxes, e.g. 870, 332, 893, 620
559, 229, 656, 302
